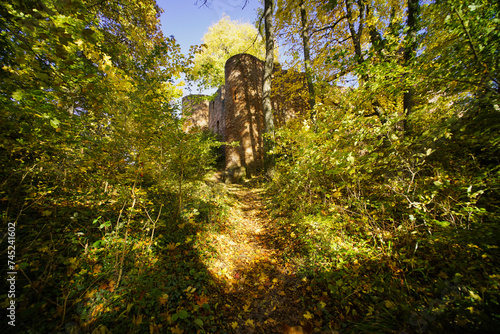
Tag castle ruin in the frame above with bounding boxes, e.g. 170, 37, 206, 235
183, 53, 308, 181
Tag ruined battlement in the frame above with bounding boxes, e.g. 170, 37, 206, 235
183, 53, 308, 181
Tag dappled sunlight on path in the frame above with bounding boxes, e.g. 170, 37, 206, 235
207, 186, 286, 284
203, 183, 311, 333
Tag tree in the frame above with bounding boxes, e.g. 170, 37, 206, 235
261, 0, 276, 172
188, 14, 266, 89
402, 0, 420, 125
274, 0, 316, 115
420, 0, 499, 99
262, 0, 275, 136
299, 0, 316, 114
0, 1, 216, 330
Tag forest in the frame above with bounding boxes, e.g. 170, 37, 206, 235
1, 0, 499, 333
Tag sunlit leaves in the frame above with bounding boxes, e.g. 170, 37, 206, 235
187, 14, 267, 89
420, 0, 499, 97
0, 1, 218, 333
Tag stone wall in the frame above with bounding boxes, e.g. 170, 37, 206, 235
182, 53, 308, 181
181, 94, 209, 132
208, 85, 226, 140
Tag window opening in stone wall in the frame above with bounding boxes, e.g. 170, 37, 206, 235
217, 120, 219, 133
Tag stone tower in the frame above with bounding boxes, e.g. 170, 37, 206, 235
182, 53, 308, 182
224, 53, 266, 178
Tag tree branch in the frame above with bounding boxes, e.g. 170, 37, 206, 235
312, 16, 347, 35
196, 0, 249, 10
453, 7, 499, 88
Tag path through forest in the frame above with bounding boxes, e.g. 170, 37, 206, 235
204, 182, 315, 333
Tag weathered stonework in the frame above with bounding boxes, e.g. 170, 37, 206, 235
183, 53, 308, 181
208, 85, 226, 140
182, 94, 209, 132
224, 54, 266, 178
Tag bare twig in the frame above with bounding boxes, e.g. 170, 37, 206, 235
116, 181, 137, 289
145, 204, 163, 248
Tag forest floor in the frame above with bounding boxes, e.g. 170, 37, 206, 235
201, 181, 317, 333
14, 174, 499, 334
194, 176, 500, 334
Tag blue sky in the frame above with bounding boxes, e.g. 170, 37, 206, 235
156, 1, 262, 96
157, 0, 261, 54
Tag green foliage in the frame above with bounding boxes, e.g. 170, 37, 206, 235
0, 0, 219, 332
265, 0, 500, 331
1, 0, 498, 332
421, 0, 499, 99
269, 0, 499, 230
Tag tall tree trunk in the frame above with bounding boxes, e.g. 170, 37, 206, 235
345, 0, 365, 67
299, 0, 315, 124
345, 0, 367, 88
403, 0, 419, 130
263, 0, 275, 136
345, 0, 387, 123
263, 0, 275, 169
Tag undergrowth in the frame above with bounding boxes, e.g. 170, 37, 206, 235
2, 173, 234, 334
266, 211, 500, 333
264, 81, 500, 333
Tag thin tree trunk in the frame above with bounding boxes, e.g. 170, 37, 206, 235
263, 0, 274, 135
263, 0, 275, 170
299, 0, 315, 122
345, 0, 365, 67
345, 0, 367, 88
403, 0, 419, 130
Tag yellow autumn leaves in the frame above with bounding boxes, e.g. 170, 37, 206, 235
189, 15, 268, 89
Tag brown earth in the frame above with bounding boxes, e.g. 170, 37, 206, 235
203, 182, 321, 333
